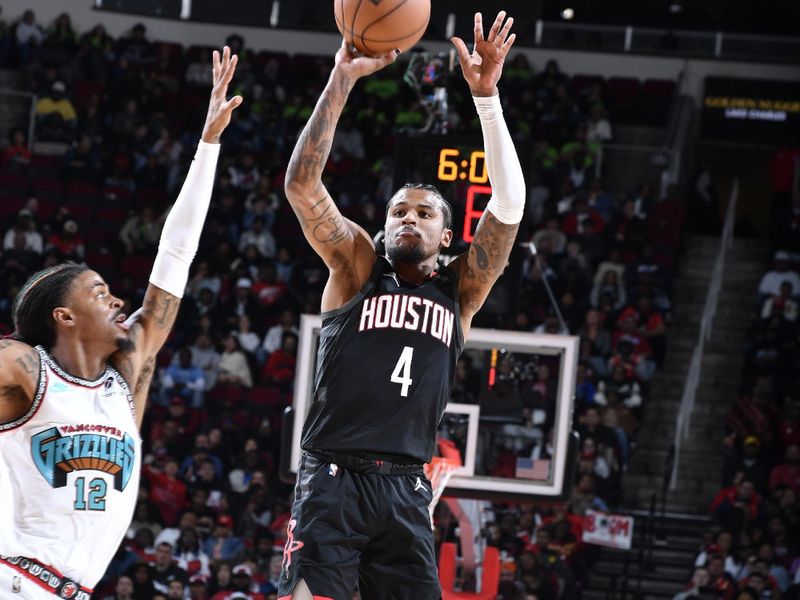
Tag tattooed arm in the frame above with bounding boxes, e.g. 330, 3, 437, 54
284, 40, 397, 313
449, 12, 523, 337
112, 47, 241, 427
0, 340, 40, 425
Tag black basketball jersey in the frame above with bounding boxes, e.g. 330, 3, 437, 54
301, 256, 465, 463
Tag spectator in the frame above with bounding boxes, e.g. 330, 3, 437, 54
190, 333, 221, 391
175, 527, 211, 579
217, 334, 253, 388
590, 269, 626, 310
161, 348, 206, 408
150, 541, 188, 596
46, 219, 84, 261
761, 281, 799, 322
144, 457, 188, 527
235, 314, 261, 355
769, 444, 800, 493
203, 515, 244, 563
723, 436, 771, 491
569, 473, 609, 515
758, 251, 800, 300
15, 9, 44, 63
706, 553, 738, 600
238, 216, 276, 258
35, 80, 77, 141
103, 574, 135, 600
3, 210, 43, 255
674, 567, 712, 600
119, 205, 163, 255
261, 331, 298, 390
2, 127, 31, 168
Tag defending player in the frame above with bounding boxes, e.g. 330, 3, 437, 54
280, 11, 523, 600
0, 47, 241, 598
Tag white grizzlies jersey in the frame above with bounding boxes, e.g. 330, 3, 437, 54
0, 346, 141, 590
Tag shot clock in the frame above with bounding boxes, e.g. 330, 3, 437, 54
394, 135, 531, 245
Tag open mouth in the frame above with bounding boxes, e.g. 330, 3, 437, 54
113, 313, 129, 331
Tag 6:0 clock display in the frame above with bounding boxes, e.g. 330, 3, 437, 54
437, 149, 489, 184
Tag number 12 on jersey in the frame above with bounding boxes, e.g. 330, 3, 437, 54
391, 346, 414, 397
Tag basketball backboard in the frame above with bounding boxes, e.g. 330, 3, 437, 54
282, 315, 579, 501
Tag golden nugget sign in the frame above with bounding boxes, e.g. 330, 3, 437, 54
702, 77, 800, 141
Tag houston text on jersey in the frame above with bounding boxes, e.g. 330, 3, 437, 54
358, 294, 455, 347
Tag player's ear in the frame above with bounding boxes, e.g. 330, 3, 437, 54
440, 226, 453, 249
52, 307, 75, 328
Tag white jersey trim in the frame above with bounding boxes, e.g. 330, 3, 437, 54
0, 350, 46, 432
35, 346, 109, 388
108, 365, 136, 421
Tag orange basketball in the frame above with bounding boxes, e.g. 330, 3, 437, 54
334, 0, 431, 57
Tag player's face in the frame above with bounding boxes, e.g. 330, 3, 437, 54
61, 270, 131, 352
384, 189, 452, 264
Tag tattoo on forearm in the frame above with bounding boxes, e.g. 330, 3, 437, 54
144, 291, 179, 330
135, 357, 155, 395
0, 340, 15, 350
473, 243, 490, 270
467, 212, 519, 285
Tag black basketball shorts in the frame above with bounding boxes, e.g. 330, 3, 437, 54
278, 453, 441, 600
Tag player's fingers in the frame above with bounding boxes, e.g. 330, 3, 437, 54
378, 49, 400, 68
474, 12, 484, 43
501, 32, 517, 57
212, 50, 220, 81
221, 54, 238, 85
450, 36, 471, 65
486, 10, 506, 43
497, 16, 514, 46
222, 95, 243, 113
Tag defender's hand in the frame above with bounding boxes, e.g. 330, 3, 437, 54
451, 11, 516, 97
333, 38, 398, 84
202, 46, 243, 144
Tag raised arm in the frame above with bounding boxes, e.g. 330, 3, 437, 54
449, 11, 525, 336
112, 47, 242, 428
284, 40, 397, 312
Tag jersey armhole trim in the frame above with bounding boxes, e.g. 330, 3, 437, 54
108, 365, 136, 422
319, 255, 383, 320
0, 353, 47, 432
439, 263, 466, 349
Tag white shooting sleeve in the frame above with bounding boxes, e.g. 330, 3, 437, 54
473, 94, 526, 224
148, 141, 221, 298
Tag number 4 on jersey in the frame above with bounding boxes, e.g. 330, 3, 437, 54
391, 346, 414, 397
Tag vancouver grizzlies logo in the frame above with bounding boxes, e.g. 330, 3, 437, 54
30, 426, 136, 491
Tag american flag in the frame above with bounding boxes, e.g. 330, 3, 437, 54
516, 458, 551, 480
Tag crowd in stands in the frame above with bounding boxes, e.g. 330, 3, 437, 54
672, 238, 800, 597
0, 11, 684, 600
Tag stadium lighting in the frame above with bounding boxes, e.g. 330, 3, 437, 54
560, 7, 575, 20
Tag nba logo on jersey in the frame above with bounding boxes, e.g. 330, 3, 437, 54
30, 425, 136, 491
328, 463, 338, 477
60, 582, 78, 598
102, 377, 114, 397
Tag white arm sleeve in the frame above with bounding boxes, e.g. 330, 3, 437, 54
149, 141, 221, 298
473, 94, 526, 225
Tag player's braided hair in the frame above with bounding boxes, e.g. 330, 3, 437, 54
12, 262, 89, 349
389, 183, 453, 229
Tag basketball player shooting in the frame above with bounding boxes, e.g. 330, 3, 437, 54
280, 11, 523, 600
0, 47, 241, 599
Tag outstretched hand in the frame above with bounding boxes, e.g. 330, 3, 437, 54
202, 46, 243, 144
333, 39, 398, 83
451, 11, 516, 97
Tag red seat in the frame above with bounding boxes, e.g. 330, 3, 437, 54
571, 74, 604, 96
73, 80, 103, 109
0, 172, 28, 193
119, 255, 153, 280
247, 386, 282, 408
85, 251, 118, 275
67, 180, 98, 196
85, 227, 118, 247
607, 77, 641, 119
95, 205, 128, 223
0, 195, 26, 218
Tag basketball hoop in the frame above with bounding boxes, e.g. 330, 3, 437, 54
424, 439, 461, 528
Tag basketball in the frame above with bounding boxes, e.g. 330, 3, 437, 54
334, 0, 431, 57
